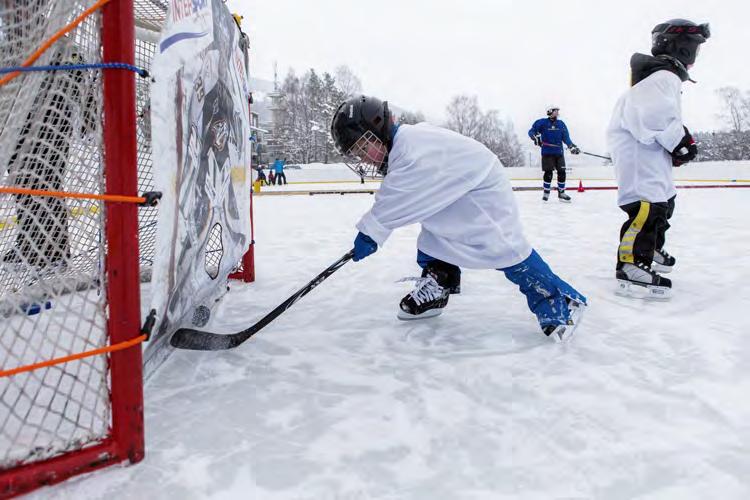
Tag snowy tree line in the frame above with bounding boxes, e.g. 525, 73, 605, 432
270, 72, 750, 165
694, 86, 750, 161
694, 130, 750, 162
270, 67, 524, 167
274, 66, 350, 164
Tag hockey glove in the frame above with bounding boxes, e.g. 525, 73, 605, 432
670, 126, 697, 166
353, 232, 378, 262
569, 145, 581, 155
532, 134, 543, 147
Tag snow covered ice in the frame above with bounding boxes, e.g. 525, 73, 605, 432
37, 163, 750, 499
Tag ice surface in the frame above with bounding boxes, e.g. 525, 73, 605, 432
34, 163, 750, 499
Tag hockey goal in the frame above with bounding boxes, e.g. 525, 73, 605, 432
0, 0, 254, 496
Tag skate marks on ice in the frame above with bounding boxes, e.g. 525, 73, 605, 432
390, 315, 566, 360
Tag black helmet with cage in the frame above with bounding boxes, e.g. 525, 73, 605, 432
651, 19, 710, 67
330, 95, 393, 177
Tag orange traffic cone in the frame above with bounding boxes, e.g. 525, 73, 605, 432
577, 180, 585, 193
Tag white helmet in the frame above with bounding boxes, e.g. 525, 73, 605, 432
546, 105, 560, 116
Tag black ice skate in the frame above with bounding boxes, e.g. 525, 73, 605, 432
397, 275, 450, 320
616, 262, 672, 299
542, 298, 586, 343
651, 248, 676, 274
542, 191, 550, 202
557, 190, 571, 203
398, 261, 462, 321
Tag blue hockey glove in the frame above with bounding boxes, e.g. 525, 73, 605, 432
353, 232, 378, 262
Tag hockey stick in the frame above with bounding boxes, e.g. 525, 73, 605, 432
170, 250, 355, 351
582, 151, 612, 161
541, 142, 612, 161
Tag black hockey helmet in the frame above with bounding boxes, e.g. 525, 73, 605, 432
330, 95, 392, 177
651, 19, 710, 66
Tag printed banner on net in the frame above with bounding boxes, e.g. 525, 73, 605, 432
147, 0, 251, 373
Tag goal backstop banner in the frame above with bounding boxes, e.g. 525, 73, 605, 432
147, 0, 251, 373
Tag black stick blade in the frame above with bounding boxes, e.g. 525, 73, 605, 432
170, 328, 236, 351
169, 250, 354, 352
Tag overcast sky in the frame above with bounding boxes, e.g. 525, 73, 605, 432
227, 0, 748, 154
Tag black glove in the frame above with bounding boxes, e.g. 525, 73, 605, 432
569, 145, 580, 155
670, 126, 697, 166
532, 134, 543, 147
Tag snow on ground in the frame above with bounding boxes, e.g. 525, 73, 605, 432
36, 163, 750, 499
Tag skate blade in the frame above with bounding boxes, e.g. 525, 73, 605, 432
615, 279, 671, 300
558, 198, 572, 204
397, 308, 443, 321
546, 301, 586, 343
650, 262, 673, 274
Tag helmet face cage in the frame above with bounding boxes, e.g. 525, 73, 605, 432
342, 130, 387, 179
330, 96, 392, 179
546, 106, 559, 116
343, 130, 387, 179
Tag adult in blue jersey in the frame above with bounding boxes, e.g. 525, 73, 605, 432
273, 158, 287, 185
528, 106, 580, 202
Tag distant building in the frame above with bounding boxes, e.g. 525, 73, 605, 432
263, 63, 287, 162
248, 110, 268, 167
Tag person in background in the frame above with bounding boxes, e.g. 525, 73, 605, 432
273, 157, 287, 185
255, 165, 267, 186
528, 106, 580, 203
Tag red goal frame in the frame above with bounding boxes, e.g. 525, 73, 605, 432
0, 2, 144, 496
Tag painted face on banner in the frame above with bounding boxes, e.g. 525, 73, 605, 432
210, 118, 229, 151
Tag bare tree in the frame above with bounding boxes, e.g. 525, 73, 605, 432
445, 95, 482, 137
716, 86, 747, 132
334, 65, 362, 97
445, 95, 525, 167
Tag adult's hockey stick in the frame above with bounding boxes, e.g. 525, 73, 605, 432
170, 250, 354, 351
581, 151, 612, 161
541, 142, 612, 161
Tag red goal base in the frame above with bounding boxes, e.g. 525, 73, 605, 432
0, 436, 143, 499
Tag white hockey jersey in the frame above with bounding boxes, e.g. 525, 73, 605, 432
607, 69, 685, 206
356, 123, 532, 269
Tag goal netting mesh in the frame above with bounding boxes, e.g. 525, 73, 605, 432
0, 0, 166, 471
